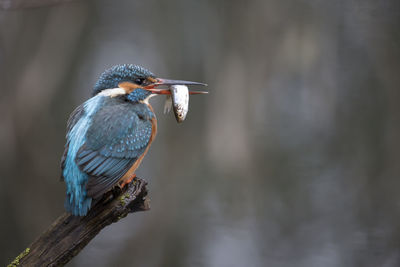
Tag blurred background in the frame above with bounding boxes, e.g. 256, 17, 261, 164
1, 0, 400, 266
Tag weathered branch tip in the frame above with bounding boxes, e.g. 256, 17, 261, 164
9, 177, 150, 267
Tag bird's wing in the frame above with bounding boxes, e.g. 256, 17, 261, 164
60, 104, 85, 180
76, 102, 153, 198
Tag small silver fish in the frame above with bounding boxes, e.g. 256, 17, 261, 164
170, 84, 189, 123
163, 83, 207, 122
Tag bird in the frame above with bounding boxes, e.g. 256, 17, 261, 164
60, 64, 206, 216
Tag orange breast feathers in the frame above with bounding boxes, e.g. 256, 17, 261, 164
119, 106, 157, 184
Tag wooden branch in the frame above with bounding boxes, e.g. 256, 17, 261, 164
8, 178, 150, 267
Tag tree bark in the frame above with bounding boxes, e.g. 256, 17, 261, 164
8, 178, 150, 267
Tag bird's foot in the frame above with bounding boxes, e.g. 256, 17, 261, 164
118, 174, 137, 189
99, 175, 139, 206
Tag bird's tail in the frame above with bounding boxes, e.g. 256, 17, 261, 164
64, 194, 92, 216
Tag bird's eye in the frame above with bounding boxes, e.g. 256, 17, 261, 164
134, 78, 145, 85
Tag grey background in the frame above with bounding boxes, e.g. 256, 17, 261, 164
1, 0, 399, 266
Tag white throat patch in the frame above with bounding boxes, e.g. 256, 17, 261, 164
98, 88, 126, 97
140, 93, 157, 105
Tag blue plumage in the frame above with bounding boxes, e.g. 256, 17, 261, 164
62, 95, 154, 216
126, 88, 152, 102
61, 64, 156, 216
93, 64, 155, 96
61, 64, 206, 216
63, 96, 103, 216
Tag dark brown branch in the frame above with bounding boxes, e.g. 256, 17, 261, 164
9, 178, 150, 267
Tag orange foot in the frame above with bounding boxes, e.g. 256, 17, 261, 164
118, 174, 137, 189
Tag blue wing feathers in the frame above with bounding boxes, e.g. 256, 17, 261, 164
62, 96, 154, 215
92, 157, 115, 175
76, 151, 97, 165
63, 97, 104, 216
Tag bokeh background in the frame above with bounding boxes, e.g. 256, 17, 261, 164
1, 0, 400, 266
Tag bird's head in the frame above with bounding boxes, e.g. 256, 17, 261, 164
93, 64, 206, 102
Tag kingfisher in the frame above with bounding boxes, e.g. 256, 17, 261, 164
60, 64, 206, 216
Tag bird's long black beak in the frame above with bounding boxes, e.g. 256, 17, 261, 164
156, 78, 207, 86
144, 78, 208, 95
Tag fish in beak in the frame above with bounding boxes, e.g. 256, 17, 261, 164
145, 78, 208, 123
